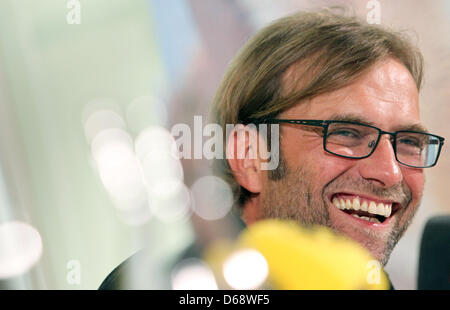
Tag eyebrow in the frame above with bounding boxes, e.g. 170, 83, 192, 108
327, 113, 430, 133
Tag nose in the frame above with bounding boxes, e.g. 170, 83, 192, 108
357, 135, 403, 187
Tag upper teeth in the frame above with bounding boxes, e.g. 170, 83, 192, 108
332, 197, 392, 217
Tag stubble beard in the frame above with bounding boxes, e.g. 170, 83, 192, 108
259, 154, 418, 266
261, 161, 330, 227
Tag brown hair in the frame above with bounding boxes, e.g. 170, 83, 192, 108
211, 10, 424, 206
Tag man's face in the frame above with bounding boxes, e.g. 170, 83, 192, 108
258, 58, 425, 265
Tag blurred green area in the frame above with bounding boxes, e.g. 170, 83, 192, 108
0, 0, 193, 289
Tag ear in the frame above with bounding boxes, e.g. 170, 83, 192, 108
226, 124, 264, 194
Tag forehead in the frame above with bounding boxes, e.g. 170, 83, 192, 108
281, 58, 422, 132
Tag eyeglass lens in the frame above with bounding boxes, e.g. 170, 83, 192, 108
324, 122, 441, 167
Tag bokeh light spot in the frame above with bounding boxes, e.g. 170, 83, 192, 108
171, 258, 218, 290
191, 176, 233, 220
148, 179, 191, 223
223, 248, 269, 290
0, 221, 43, 279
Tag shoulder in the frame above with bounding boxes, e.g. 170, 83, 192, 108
98, 243, 200, 290
98, 249, 148, 290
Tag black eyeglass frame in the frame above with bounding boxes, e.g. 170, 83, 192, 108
250, 119, 445, 168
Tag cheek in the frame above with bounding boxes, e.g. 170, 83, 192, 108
292, 148, 354, 190
314, 156, 355, 186
401, 168, 425, 202
280, 130, 355, 190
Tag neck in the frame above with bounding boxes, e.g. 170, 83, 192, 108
241, 196, 262, 225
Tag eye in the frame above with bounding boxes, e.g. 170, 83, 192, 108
398, 136, 422, 148
328, 128, 361, 138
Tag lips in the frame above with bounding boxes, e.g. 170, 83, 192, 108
330, 193, 400, 224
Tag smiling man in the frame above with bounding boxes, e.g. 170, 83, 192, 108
213, 10, 445, 269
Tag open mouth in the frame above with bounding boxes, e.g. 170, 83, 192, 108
331, 193, 400, 224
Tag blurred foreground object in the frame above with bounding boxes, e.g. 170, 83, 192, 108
103, 215, 390, 290
418, 215, 450, 290
202, 219, 389, 290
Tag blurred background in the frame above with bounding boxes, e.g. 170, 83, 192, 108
0, 0, 448, 289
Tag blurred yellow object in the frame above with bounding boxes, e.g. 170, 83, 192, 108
234, 219, 389, 290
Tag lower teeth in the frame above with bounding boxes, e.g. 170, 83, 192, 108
351, 214, 381, 223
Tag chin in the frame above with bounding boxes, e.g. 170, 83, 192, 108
330, 221, 394, 266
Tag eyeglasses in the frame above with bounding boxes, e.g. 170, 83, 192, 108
252, 119, 445, 168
